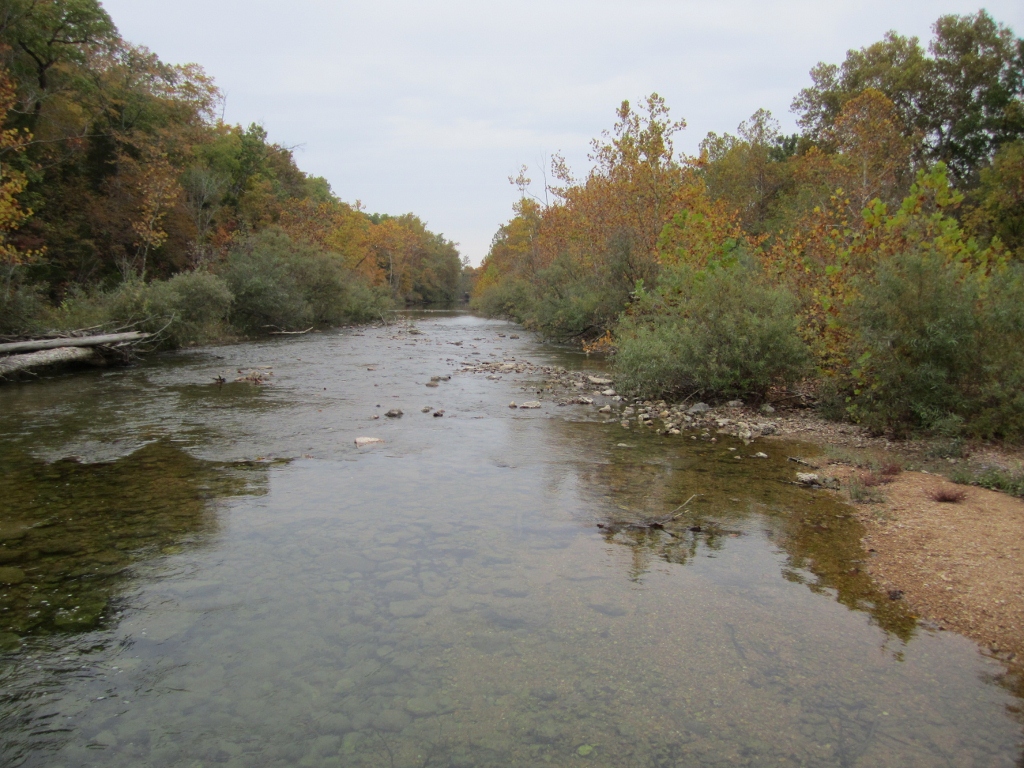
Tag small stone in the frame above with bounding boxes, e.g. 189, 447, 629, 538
433, 410, 444, 417
385, 408, 403, 418
430, 376, 442, 382
354, 437, 385, 447
421, 406, 432, 413
425, 381, 439, 388
587, 376, 613, 385
687, 402, 711, 414
519, 401, 541, 409
509, 334, 520, 339
760, 404, 776, 414
752, 452, 768, 459
726, 400, 743, 408
601, 389, 616, 396
796, 472, 820, 485
598, 405, 612, 413
577, 744, 595, 757
509, 402, 517, 408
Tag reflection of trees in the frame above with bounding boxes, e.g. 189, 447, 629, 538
0, 442, 267, 643
556, 421, 917, 642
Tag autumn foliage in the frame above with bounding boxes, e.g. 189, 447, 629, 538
476, 10, 1024, 439
0, 2, 465, 337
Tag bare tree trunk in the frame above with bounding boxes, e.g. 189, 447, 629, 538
0, 347, 95, 377
0, 331, 150, 355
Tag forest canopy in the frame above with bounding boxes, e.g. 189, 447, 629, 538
0, 0, 466, 341
473, 10, 1024, 440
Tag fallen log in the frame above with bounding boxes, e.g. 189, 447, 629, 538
0, 347, 96, 376
0, 331, 150, 355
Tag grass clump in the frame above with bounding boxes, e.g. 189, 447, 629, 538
928, 486, 968, 503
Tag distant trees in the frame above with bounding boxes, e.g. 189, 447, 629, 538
0, 0, 464, 338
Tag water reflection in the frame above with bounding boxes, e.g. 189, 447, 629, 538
558, 421, 918, 643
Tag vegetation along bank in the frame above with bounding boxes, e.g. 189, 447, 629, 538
0, 0, 471, 363
472, 9, 1024, 446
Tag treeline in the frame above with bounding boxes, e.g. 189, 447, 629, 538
0, 0, 466, 345
474, 10, 1024, 440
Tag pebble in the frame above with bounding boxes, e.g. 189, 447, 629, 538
385, 409, 403, 418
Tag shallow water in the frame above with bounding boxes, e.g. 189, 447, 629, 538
0, 311, 1021, 767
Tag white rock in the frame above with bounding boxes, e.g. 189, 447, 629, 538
588, 376, 613, 386
601, 389, 616, 396
796, 472, 820, 485
752, 452, 768, 459
355, 437, 385, 447
519, 401, 542, 409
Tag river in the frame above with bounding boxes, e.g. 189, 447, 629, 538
0, 311, 1020, 767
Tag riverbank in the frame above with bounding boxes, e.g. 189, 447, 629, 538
675, 399, 1024, 666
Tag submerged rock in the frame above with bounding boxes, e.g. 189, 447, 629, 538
519, 401, 542, 409
385, 409, 403, 418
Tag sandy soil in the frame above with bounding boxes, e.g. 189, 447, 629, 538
759, 412, 1024, 664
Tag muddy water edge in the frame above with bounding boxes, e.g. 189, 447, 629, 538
0, 310, 1021, 767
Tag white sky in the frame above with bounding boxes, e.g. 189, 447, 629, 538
100, 1, 1024, 265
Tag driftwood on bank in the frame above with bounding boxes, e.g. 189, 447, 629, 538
0, 346, 96, 376
0, 331, 150, 355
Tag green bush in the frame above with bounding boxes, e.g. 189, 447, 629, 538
145, 271, 233, 347
614, 260, 810, 400
0, 278, 44, 336
222, 229, 390, 334
845, 253, 1024, 439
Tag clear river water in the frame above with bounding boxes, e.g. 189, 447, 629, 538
0, 311, 1021, 767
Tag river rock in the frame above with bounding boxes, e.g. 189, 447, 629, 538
425, 381, 439, 387
433, 410, 444, 417
373, 710, 411, 732
405, 696, 438, 716
598, 405, 612, 413
796, 473, 820, 485
389, 599, 429, 618
687, 403, 711, 414
587, 376, 613, 386
354, 437, 384, 447
601, 389, 616, 396
752, 452, 768, 459
385, 408, 403, 417
726, 400, 743, 407
421, 406, 432, 413
519, 401, 541, 409
0, 567, 26, 584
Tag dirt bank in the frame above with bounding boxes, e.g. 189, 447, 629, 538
760, 410, 1024, 664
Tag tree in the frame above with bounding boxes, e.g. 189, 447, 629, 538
793, 11, 1024, 185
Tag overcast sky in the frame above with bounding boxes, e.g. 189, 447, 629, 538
100, 1, 1023, 265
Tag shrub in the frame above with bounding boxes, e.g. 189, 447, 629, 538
0, 279, 44, 336
846, 253, 1024, 439
145, 271, 233, 347
221, 229, 390, 334
614, 260, 810, 400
